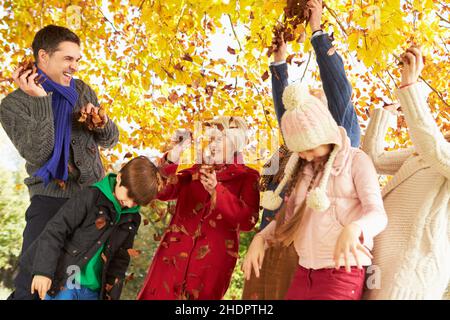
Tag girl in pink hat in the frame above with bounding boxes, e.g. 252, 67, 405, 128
243, 79, 388, 300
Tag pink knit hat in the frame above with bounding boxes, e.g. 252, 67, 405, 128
260, 82, 342, 212
280, 82, 341, 152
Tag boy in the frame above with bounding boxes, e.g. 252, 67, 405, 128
20, 156, 160, 300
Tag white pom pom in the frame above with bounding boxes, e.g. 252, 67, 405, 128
306, 188, 330, 212
282, 82, 311, 111
261, 190, 283, 211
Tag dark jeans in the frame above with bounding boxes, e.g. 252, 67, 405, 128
8, 195, 68, 300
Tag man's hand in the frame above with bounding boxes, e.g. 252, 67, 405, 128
12, 66, 47, 97
80, 102, 109, 126
307, 0, 323, 33
31, 275, 52, 300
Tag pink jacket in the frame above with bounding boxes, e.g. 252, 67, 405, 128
260, 127, 387, 269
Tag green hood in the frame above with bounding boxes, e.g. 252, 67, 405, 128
92, 173, 140, 216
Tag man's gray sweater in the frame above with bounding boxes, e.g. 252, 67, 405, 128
0, 79, 119, 199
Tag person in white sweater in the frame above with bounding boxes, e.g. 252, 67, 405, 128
362, 46, 450, 300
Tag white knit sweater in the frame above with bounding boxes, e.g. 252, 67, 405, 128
362, 84, 450, 300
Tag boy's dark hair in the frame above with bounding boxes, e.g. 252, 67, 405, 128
32, 25, 81, 61
119, 156, 160, 206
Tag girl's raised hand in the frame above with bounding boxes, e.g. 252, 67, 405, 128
333, 223, 373, 272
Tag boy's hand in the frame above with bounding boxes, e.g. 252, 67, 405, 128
399, 45, 424, 88
273, 32, 287, 63
333, 223, 373, 272
31, 275, 52, 300
307, 0, 323, 33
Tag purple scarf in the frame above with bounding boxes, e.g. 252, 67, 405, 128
33, 68, 79, 186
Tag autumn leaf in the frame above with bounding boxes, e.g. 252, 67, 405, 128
127, 248, 141, 258
227, 46, 236, 55
261, 71, 269, 81
95, 216, 106, 230
182, 54, 193, 62
153, 233, 162, 241
179, 252, 189, 259
125, 273, 135, 283
225, 240, 234, 249
196, 245, 210, 260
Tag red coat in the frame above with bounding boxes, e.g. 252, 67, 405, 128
137, 159, 260, 300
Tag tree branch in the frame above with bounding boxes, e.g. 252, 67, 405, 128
323, 3, 348, 37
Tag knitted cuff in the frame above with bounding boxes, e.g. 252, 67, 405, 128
31, 93, 53, 120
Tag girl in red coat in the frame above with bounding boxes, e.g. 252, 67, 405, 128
137, 116, 260, 300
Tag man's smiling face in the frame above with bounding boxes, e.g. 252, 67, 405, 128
37, 41, 81, 86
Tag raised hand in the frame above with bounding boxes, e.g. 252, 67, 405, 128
12, 65, 47, 97
273, 32, 287, 63
307, 0, 323, 33
399, 45, 424, 88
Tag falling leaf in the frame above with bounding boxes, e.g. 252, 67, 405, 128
286, 54, 295, 64
227, 46, 236, 55
125, 273, 135, 284
327, 46, 337, 56
261, 71, 269, 81
127, 248, 141, 258
143, 219, 149, 226
153, 234, 162, 241
182, 54, 193, 62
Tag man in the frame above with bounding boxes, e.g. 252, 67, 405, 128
0, 25, 119, 300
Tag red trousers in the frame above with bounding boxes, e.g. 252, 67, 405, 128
285, 265, 366, 300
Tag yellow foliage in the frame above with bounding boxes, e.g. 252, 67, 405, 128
0, 0, 448, 171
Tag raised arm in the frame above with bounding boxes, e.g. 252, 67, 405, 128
396, 46, 450, 179
0, 67, 55, 167
362, 107, 414, 175
309, 0, 360, 147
